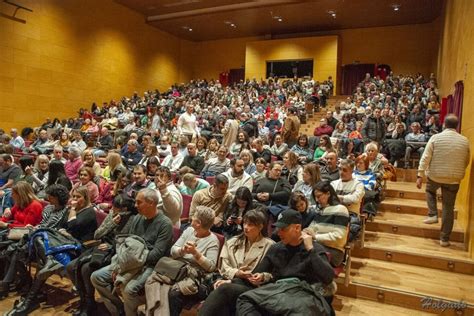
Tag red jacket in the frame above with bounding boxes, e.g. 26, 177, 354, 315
313, 125, 334, 137
1, 200, 43, 228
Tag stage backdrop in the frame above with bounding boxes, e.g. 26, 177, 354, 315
244, 36, 338, 90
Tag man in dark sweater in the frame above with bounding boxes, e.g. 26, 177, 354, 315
179, 142, 205, 175
91, 188, 173, 316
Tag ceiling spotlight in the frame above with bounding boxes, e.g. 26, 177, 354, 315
182, 26, 193, 32
327, 10, 336, 18
392, 4, 401, 11
225, 21, 237, 28
272, 15, 283, 22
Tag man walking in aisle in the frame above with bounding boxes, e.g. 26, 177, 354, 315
416, 114, 470, 247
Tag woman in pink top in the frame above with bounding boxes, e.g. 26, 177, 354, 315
65, 147, 83, 184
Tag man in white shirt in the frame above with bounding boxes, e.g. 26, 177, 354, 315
9, 129, 24, 151
177, 104, 200, 141
161, 142, 184, 172
222, 158, 253, 195
330, 159, 365, 214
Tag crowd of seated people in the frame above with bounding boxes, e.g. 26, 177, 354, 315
0, 73, 440, 315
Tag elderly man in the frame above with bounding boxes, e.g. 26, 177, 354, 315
201, 146, 230, 177
190, 174, 232, 230
30, 129, 49, 154
417, 114, 470, 247
91, 189, 173, 316
9, 129, 24, 151
97, 127, 114, 152
320, 151, 340, 182
404, 122, 426, 169
179, 143, 205, 175
313, 118, 333, 137
64, 147, 83, 184
157, 136, 171, 158
122, 139, 143, 169
222, 158, 253, 195
331, 159, 365, 214
162, 141, 184, 172
154, 166, 183, 227
70, 131, 87, 152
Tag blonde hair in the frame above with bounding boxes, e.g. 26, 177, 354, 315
82, 149, 96, 167
72, 186, 91, 208
107, 152, 122, 172
12, 181, 38, 209
239, 149, 254, 164
34, 154, 49, 171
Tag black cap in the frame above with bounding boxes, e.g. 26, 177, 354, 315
273, 209, 302, 228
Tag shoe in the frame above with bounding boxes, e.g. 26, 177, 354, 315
440, 240, 450, 247
7, 297, 40, 316
0, 281, 10, 299
423, 216, 438, 224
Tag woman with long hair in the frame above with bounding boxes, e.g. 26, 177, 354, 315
282, 151, 303, 185
82, 149, 101, 179
239, 149, 256, 175
25, 154, 50, 196
290, 135, 313, 164
306, 181, 349, 266
0, 181, 43, 229
102, 151, 127, 181
47, 160, 72, 191
222, 187, 254, 238
198, 208, 274, 316
313, 135, 334, 161
146, 156, 161, 179
138, 144, 160, 167
196, 137, 208, 158
229, 131, 250, 156
293, 163, 321, 203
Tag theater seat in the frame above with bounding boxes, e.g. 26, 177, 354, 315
181, 194, 192, 223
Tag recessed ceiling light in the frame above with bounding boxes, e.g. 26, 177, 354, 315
392, 4, 401, 11
327, 10, 336, 18
181, 26, 193, 32
277, 18, 282, 22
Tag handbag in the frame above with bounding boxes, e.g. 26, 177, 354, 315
7, 228, 30, 241
154, 257, 188, 283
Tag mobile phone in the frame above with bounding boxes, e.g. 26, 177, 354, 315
230, 215, 238, 221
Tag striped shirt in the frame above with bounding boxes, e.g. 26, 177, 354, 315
39, 205, 68, 229
309, 204, 349, 252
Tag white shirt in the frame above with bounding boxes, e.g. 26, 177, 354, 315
162, 152, 184, 172
177, 112, 199, 136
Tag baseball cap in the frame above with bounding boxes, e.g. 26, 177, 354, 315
273, 209, 302, 228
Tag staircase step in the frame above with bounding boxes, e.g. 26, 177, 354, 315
338, 258, 474, 314
354, 231, 474, 274
385, 181, 427, 200
366, 211, 464, 242
379, 197, 455, 218
333, 295, 433, 316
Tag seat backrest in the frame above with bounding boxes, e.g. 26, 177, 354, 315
172, 226, 182, 243
95, 208, 107, 226
181, 194, 193, 220
213, 232, 225, 253
205, 176, 215, 185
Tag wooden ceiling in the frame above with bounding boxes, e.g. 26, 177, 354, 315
115, 0, 443, 41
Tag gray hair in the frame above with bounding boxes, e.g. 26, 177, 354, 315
339, 158, 355, 170
69, 146, 82, 158
193, 206, 215, 230
139, 188, 159, 205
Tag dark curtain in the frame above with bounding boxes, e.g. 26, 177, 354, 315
341, 64, 375, 95
452, 81, 464, 132
229, 68, 245, 86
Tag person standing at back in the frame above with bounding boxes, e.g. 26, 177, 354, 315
417, 114, 470, 247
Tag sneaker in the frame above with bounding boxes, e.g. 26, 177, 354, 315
423, 216, 438, 224
440, 240, 450, 247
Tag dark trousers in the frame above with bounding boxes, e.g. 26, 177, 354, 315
426, 178, 459, 242
169, 287, 206, 316
198, 280, 253, 316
